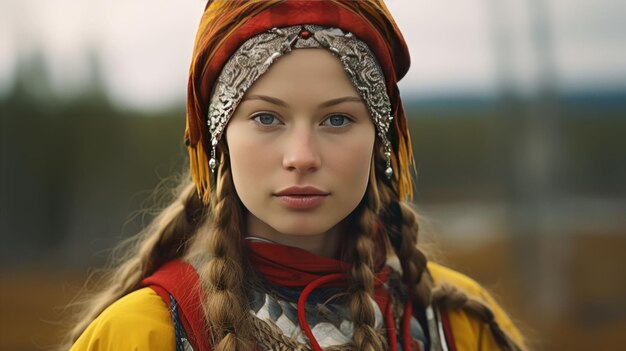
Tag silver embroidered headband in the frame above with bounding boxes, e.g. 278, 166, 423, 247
207, 24, 394, 178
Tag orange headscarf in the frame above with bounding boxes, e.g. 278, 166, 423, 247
185, 0, 414, 203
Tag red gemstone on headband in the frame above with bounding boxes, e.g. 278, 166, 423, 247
299, 30, 312, 39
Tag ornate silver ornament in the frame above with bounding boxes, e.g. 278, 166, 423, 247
208, 25, 394, 179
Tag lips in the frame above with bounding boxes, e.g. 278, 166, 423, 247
274, 186, 329, 210
274, 186, 329, 196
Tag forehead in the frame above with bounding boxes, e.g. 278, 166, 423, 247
244, 49, 360, 100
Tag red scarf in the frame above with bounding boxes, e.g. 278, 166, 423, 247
247, 240, 391, 289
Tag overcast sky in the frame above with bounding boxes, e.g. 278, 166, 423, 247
1, 0, 625, 109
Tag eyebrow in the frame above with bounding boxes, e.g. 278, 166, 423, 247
242, 94, 363, 108
319, 96, 363, 108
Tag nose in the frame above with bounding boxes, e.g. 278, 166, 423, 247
282, 129, 321, 173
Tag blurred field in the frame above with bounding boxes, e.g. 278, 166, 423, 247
440, 233, 626, 351
0, 268, 87, 351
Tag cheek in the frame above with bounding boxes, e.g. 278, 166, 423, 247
227, 127, 267, 199
226, 125, 283, 207
325, 136, 375, 196
230, 143, 269, 177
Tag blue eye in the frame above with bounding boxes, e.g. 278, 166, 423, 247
323, 114, 352, 127
252, 113, 280, 125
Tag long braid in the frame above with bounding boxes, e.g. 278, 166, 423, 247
433, 284, 525, 351
394, 201, 433, 306
200, 162, 253, 351
346, 169, 387, 351
372, 136, 433, 308
64, 179, 207, 348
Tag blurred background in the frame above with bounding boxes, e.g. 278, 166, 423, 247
1, 0, 625, 350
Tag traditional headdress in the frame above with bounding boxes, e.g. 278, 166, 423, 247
186, 0, 414, 204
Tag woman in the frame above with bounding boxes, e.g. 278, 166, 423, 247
67, 1, 526, 350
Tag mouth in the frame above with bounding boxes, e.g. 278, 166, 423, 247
274, 186, 330, 197
273, 186, 329, 210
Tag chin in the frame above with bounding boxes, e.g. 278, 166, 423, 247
273, 222, 334, 237
267, 213, 336, 236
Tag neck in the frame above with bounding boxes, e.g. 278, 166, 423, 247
245, 214, 342, 258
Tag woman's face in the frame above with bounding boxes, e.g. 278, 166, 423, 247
226, 49, 375, 255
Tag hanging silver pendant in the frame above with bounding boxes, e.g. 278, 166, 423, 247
209, 145, 217, 172
384, 141, 393, 179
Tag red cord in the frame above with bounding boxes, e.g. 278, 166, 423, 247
439, 305, 457, 351
384, 300, 398, 351
402, 300, 419, 351
297, 273, 346, 351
